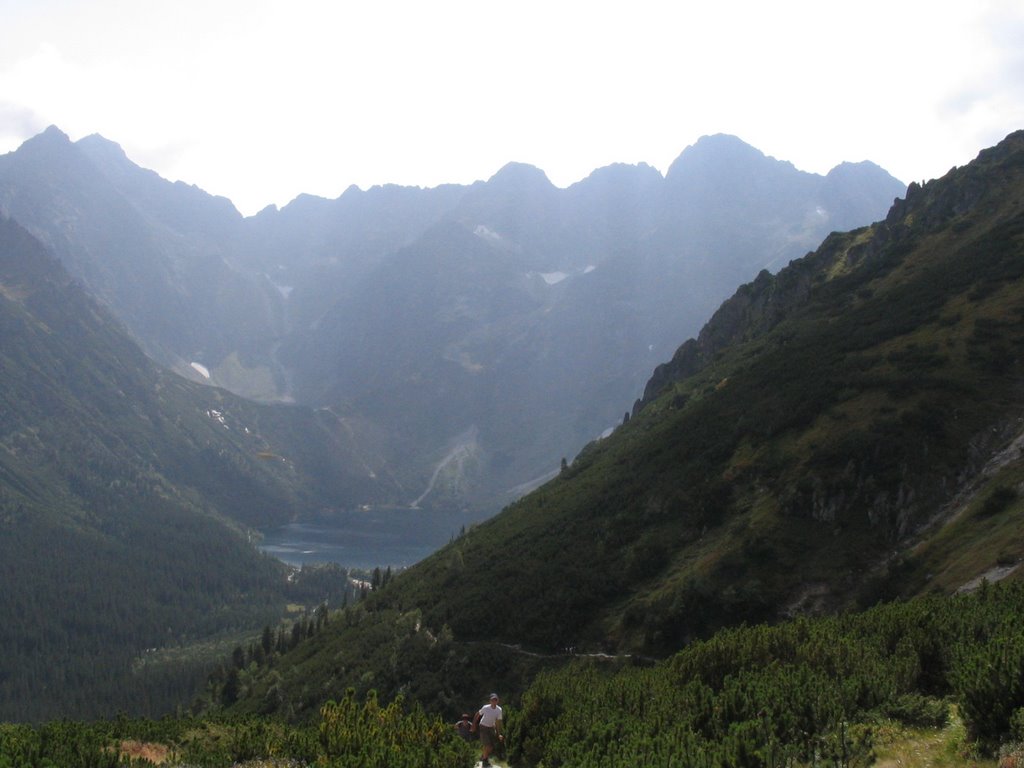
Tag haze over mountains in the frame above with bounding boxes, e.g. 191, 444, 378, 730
0, 211, 397, 719
4, 118, 1024, 728
0, 127, 906, 510
222, 129, 1024, 722
0, 124, 905, 719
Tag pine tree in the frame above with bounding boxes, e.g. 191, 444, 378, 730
221, 667, 240, 706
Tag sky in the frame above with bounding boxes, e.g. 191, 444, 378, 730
0, 0, 1022, 216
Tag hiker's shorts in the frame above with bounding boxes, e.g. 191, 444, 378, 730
479, 725, 498, 748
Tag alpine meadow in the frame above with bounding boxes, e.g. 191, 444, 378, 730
2, 120, 1024, 768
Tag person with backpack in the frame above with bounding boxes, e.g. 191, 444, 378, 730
454, 712, 474, 741
471, 692, 503, 767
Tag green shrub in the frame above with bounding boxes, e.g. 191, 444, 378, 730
882, 694, 949, 728
979, 486, 1019, 518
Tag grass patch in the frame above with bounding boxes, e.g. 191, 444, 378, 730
907, 462, 1024, 594
872, 708, 996, 768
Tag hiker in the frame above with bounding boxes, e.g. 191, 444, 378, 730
471, 692, 503, 767
454, 712, 474, 741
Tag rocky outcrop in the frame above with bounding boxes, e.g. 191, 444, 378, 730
636, 251, 823, 411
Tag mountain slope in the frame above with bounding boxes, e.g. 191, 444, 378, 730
0, 127, 284, 396
2, 129, 905, 510
0, 215, 401, 720
0, 213, 397, 528
287, 138, 906, 505
224, 129, 1024, 720
433, 129, 1024, 653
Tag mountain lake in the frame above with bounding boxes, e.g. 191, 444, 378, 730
257, 507, 477, 570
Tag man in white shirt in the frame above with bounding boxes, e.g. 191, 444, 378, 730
471, 692, 503, 767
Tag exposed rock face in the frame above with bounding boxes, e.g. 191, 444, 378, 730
637, 261, 820, 411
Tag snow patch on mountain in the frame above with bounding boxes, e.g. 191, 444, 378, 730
474, 225, 501, 242
539, 271, 568, 285
528, 265, 597, 286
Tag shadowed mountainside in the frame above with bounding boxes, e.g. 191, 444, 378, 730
0, 129, 906, 509
222, 130, 1024, 720
0, 214, 403, 719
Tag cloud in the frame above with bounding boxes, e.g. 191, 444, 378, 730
1, 1, 1021, 214
934, 2, 1024, 161
0, 101, 45, 148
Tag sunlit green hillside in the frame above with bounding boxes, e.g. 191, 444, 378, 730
221, 131, 1024, 726
381, 130, 1024, 655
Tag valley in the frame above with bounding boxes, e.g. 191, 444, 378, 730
3, 122, 1024, 766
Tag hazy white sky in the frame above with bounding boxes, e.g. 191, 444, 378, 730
1, 0, 1021, 215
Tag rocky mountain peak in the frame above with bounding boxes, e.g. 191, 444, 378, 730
664, 133, 779, 183
34, 124, 71, 144
571, 161, 663, 193
75, 133, 131, 167
10, 124, 74, 161
486, 161, 554, 191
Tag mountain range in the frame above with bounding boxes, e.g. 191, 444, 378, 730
0, 127, 906, 510
0, 125, 912, 720
219, 129, 1024, 720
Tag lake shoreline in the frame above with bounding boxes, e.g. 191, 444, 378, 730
257, 507, 483, 570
